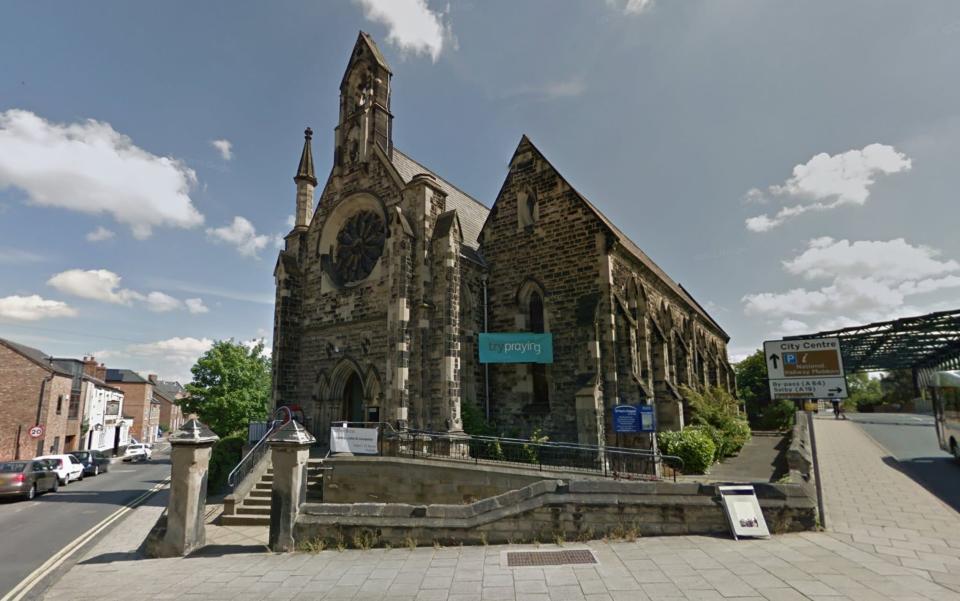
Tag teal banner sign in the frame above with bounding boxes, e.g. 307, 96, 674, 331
479, 333, 553, 364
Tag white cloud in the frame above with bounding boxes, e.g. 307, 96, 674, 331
745, 143, 911, 231
353, 0, 449, 62
0, 248, 45, 263
606, 0, 654, 14
144, 291, 183, 313
184, 298, 209, 314
0, 109, 203, 239
783, 237, 959, 282
47, 268, 204, 313
48, 269, 142, 304
206, 216, 269, 257
743, 237, 960, 333
85, 226, 115, 242
210, 139, 233, 161
0, 295, 77, 321
97, 336, 214, 383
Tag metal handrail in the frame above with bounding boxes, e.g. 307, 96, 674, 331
385, 428, 684, 481
227, 407, 293, 489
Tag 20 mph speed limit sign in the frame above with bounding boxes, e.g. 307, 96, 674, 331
28, 425, 45, 439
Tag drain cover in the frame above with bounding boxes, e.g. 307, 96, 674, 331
506, 549, 597, 567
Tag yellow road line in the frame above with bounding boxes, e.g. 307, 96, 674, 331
1, 476, 170, 601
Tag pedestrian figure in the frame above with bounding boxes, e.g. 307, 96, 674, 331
831, 399, 846, 419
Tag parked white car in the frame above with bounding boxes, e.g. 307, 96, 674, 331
36, 454, 84, 485
123, 444, 153, 462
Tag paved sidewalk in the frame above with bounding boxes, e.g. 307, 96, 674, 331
814, 417, 960, 594
38, 419, 960, 601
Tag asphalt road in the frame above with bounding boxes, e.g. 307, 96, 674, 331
0, 449, 170, 598
844, 412, 960, 512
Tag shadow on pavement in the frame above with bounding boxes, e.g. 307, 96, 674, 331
79, 551, 140, 565
80, 544, 268, 565
881, 456, 960, 513
31, 490, 168, 508
188, 544, 269, 557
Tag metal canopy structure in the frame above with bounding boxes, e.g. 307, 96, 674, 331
786, 309, 960, 373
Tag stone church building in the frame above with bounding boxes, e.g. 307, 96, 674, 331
272, 32, 734, 448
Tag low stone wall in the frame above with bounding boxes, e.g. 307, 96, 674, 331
295, 478, 817, 548
786, 411, 813, 480
322, 456, 604, 504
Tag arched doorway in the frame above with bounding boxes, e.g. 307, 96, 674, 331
342, 372, 364, 423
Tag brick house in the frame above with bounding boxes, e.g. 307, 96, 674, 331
105, 369, 160, 444
271, 33, 734, 447
0, 338, 74, 459
153, 380, 186, 433
51, 356, 131, 454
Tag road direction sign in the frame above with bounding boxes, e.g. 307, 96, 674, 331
28, 425, 44, 439
763, 337, 847, 399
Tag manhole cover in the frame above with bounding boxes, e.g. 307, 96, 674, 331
506, 549, 597, 567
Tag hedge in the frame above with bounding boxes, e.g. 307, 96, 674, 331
657, 428, 716, 475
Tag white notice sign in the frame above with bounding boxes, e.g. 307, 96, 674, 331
329, 426, 379, 455
719, 485, 770, 540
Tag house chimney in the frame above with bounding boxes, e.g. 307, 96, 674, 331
148, 374, 158, 384
96, 363, 107, 381
82, 355, 98, 377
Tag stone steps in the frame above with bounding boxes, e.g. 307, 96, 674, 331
221, 458, 327, 526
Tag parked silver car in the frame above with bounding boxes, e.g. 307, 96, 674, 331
0, 460, 59, 500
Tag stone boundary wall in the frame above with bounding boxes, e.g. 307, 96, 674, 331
321, 455, 606, 504
295, 478, 817, 548
786, 411, 814, 481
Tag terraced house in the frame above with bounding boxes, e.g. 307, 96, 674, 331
271, 33, 734, 448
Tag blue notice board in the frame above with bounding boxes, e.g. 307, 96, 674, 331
478, 333, 553, 364
613, 404, 656, 433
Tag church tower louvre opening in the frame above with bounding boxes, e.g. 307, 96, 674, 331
271, 32, 735, 451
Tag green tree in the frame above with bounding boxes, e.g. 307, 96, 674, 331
880, 370, 915, 403
734, 349, 769, 407
181, 340, 271, 436
846, 372, 882, 411
735, 349, 793, 430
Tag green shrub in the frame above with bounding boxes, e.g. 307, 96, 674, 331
757, 400, 796, 431
690, 424, 725, 462
657, 428, 715, 474
207, 433, 245, 495
682, 385, 752, 459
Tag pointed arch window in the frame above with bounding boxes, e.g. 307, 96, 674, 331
529, 291, 545, 333
518, 188, 538, 229
528, 290, 549, 407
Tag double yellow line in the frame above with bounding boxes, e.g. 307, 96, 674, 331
1, 476, 171, 601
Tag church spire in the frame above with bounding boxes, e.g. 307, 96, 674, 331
292, 127, 316, 230
294, 127, 317, 186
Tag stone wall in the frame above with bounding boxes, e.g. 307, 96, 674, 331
295, 478, 817, 548
320, 456, 596, 504
480, 137, 608, 443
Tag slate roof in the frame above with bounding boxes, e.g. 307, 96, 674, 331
105, 368, 149, 384
154, 380, 185, 402
391, 149, 490, 251
0, 338, 72, 375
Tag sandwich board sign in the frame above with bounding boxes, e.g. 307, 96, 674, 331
763, 337, 847, 400
719, 485, 770, 540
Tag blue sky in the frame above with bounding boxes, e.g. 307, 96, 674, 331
2, 0, 960, 381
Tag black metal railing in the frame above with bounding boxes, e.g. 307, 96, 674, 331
383, 430, 683, 481
227, 407, 294, 489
